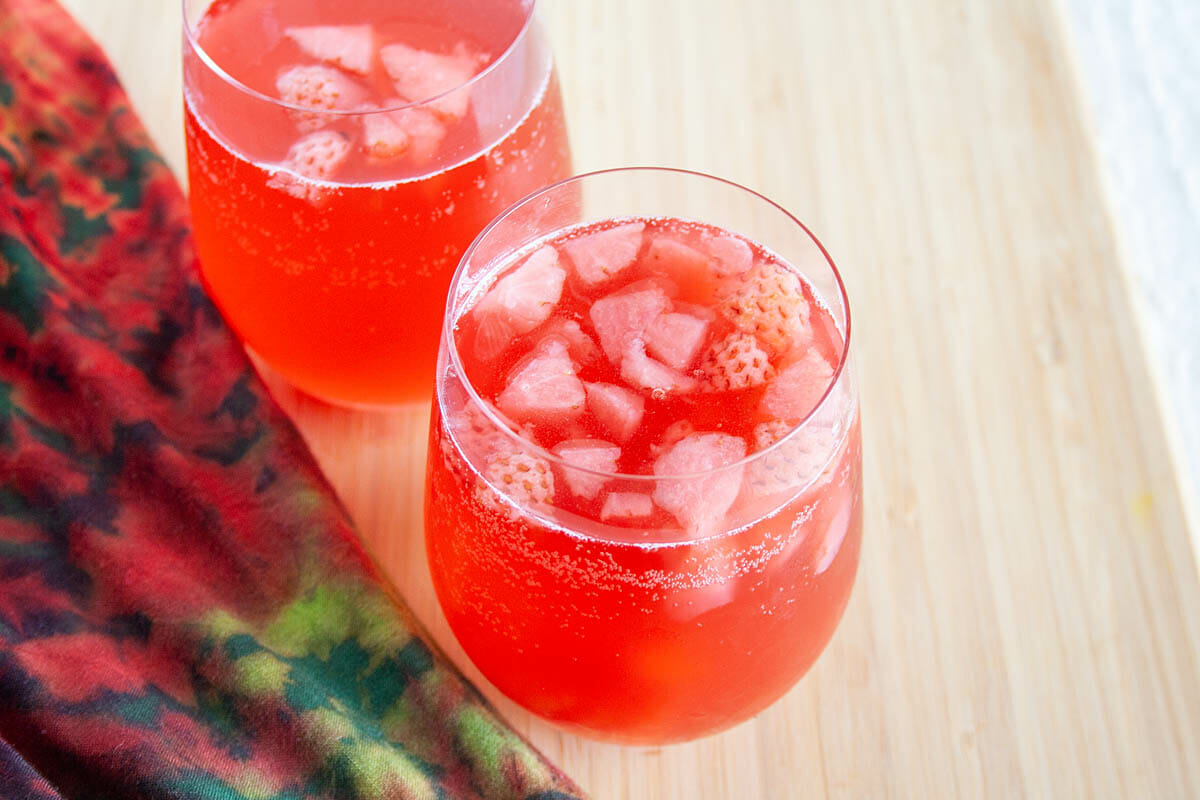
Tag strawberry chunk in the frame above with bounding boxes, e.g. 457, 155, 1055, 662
717, 261, 813, 355
496, 338, 585, 424
267, 131, 351, 203
553, 439, 620, 499
543, 319, 600, 367
477, 446, 554, 518
278, 130, 350, 179
703, 233, 753, 277
664, 545, 740, 620
650, 419, 697, 459
643, 312, 710, 371
447, 397, 506, 455
392, 106, 447, 165
620, 339, 697, 395
588, 284, 671, 363
275, 65, 368, 131
815, 500, 854, 574
745, 416, 841, 498
285, 25, 374, 75
760, 349, 835, 422
749, 368, 848, 499
752, 419, 793, 452
473, 245, 566, 353
652, 433, 747, 537
646, 237, 710, 286
380, 41, 482, 122
361, 104, 448, 165
362, 107, 410, 160
661, 420, 697, 447
672, 301, 717, 322
584, 382, 644, 443
563, 222, 645, 286
601, 492, 654, 521
700, 332, 775, 391
471, 306, 513, 362
746, 420, 801, 497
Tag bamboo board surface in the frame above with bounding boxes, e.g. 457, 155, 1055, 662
58, 0, 1200, 796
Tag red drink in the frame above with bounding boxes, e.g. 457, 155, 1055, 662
426, 171, 861, 744
183, 0, 571, 405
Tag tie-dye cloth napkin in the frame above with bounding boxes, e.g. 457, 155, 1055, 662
0, 1, 583, 797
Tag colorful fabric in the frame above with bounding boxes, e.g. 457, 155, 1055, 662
0, 1, 584, 798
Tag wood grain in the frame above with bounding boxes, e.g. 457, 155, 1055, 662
57, 0, 1200, 797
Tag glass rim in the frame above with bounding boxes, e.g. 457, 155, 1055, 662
442, 166, 854, 483
181, 0, 539, 118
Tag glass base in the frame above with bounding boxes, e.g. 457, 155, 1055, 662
246, 349, 430, 414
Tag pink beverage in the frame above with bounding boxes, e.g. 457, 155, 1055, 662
184, 0, 571, 405
426, 169, 861, 744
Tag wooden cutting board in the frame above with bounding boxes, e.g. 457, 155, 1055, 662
61, 0, 1200, 796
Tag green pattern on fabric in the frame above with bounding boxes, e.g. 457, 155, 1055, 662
0, 233, 56, 333
76, 130, 162, 210
0, 382, 12, 444
57, 202, 112, 254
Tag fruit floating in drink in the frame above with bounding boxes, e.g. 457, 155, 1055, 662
183, 0, 571, 405
426, 171, 861, 744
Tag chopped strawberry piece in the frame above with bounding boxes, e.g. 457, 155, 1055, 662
584, 382, 644, 443
703, 233, 753, 276
620, 339, 697, 395
588, 284, 671, 363
650, 419, 697, 458
285, 25, 374, 75
563, 222, 645, 286
474, 246, 565, 343
472, 309, 514, 362
646, 236, 710, 286
496, 338, 585, 424
652, 433, 747, 536
389, 106, 447, 165
752, 419, 793, 452
477, 446, 554, 518
664, 545, 740, 619
746, 420, 800, 496
717, 261, 813, 355
700, 332, 775, 391
361, 107, 410, 160
815, 500, 853, 574
437, 391, 522, 480
601, 492, 654, 521
671, 301, 718, 322
661, 420, 697, 447
436, 391, 479, 480
275, 65, 368, 131
379, 41, 483, 122
543, 319, 600, 367
625, 275, 680, 298
267, 130, 351, 203
447, 397, 505, 454
760, 349, 835, 422
553, 439, 620, 499
745, 416, 841, 498
643, 312, 710, 371
278, 130, 350, 179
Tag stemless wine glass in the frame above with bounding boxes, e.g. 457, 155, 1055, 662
182, 0, 571, 406
425, 168, 862, 744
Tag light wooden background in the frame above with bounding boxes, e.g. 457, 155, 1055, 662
58, 0, 1200, 797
